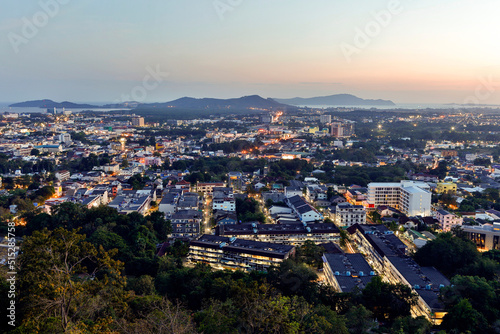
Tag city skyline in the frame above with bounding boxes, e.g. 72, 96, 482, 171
1, 0, 499, 104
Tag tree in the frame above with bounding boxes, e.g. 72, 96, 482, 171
17, 228, 127, 332
296, 240, 325, 269
441, 299, 488, 334
127, 275, 156, 296
50, 202, 86, 230
391, 316, 431, 334
118, 298, 198, 334
339, 228, 351, 248
148, 211, 172, 241
429, 160, 448, 179
361, 276, 417, 322
440, 275, 498, 323
413, 233, 480, 277
121, 159, 129, 168
473, 157, 492, 167
30, 148, 40, 156
484, 188, 499, 202
344, 305, 375, 334
267, 259, 318, 299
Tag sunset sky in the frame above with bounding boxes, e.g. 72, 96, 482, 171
1, 0, 499, 104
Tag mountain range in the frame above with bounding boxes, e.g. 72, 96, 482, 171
136, 95, 290, 110
9, 99, 100, 109
273, 94, 395, 106
9, 94, 396, 110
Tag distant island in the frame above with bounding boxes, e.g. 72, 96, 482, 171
9, 99, 140, 109
9, 99, 100, 109
10, 94, 396, 111
137, 95, 291, 110
273, 94, 395, 106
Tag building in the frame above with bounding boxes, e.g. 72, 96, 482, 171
286, 195, 324, 223
217, 222, 340, 245
285, 186, 303, 198
348, 224, 449, 324
35, 144, 62, 153
132, 117, 145, 127
345, 187, 368, 206
212, 187, 236, 212
330, 202, 366, 227
215, 212, 238, 226
322, 253, 376, 293
320, 114, 332, 123
330, 121, 355, 138
58, 133, 72, 143
435, 209, 462, 232
436, 182, 457, 194
189, 234, 295, 271
367, 181, 432, 217
462, 223, 500, 251
410, 173, 439, 183
158, 192, 180, 217
102, 164, 120, 174
177, 193, 199, 211
55, 170, 71, 182
170, 210, 202, 239
107, 190, 152, 215
331, 122, 344, 138
441, 150, 458, 158
196, 182, 225, 194
228, 172, 243, 191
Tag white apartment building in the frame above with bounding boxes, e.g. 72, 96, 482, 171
58, 133, 72, 143
331, 202, 366, 227
435, 209, 463, 232
213, 198, 236, 212
367, 181, 431, 217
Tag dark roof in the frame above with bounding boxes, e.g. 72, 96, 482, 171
319, 242, 344, 254
172, 209, 202, 220
191, 234, 294, 259
218, 222, 339, 236
323, 253, 375, 292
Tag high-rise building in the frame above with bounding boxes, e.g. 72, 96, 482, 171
58, 133, 72, 143
367, 181, 432, 217
330, 122, 344, 137
320, 114, 332, 123
330, 121, 355, 138
132, 117, 145, 127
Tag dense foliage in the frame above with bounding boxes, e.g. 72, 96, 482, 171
0, 205, 428, 333
414, 234, 500, 333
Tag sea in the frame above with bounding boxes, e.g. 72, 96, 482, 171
0, 103, 131, 114
0, 102, 498, 114
293, 103, 500, 110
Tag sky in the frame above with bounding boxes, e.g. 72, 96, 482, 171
1, 0, 500, 105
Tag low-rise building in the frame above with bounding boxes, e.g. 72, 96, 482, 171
55, 170, 71, 182
348, 224, 449, 325
436, 182, 457, 194
462, 223, 500, 251
189, 234, 295, 271
323, 253, 376, 293
435, 209, 463, 232
286, 195, 323, 223
330, 202, 366, 227
196, 182, 225, 194
158, 192, 180, 217
170, 209, 202, 239
217, 222, 339, 245
212, 187, 235, 212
